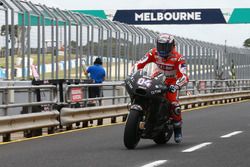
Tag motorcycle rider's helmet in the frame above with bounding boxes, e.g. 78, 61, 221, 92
156, 33, 175, 58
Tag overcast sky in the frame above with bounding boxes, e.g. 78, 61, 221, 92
30, 0, 250, 48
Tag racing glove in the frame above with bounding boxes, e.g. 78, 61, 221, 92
169, 85, 180, 93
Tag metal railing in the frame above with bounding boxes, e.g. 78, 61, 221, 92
0, 0, 250, 142
188, 79, 250, 94
59, 79, 250, 130
0, 0, 250, 81
0, 79, 249, 115
0, 83, 59, 142
60, 90, 250, 127
0, 79, 250, 142
0, 84, 57, 115
64, 81, 127, 107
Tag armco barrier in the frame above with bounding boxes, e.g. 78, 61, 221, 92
60, 104, 128, 129
0, 83, 58, 142
0, 110, 59, 134
1, 80, 250, 142
0, 110, 60, 142
60, 91, 250, 129
179, 91, 250, 108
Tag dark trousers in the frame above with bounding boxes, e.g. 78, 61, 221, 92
88, 86, 101, 98
88, 86, 103, 105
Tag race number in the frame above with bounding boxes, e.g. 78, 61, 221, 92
137, 78, 152, 87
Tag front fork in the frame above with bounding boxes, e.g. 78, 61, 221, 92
130, 104, 145, 130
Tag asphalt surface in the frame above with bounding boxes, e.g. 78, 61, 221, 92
0, 101, 250, 167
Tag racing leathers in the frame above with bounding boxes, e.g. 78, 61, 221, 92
136, 47, 189, 125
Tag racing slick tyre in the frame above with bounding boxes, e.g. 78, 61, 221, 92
123, 109, 142, 149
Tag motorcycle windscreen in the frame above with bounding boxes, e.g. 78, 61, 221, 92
130, 63, 165, 80
143, 63, 164, 78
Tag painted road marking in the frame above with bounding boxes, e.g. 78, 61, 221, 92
220, 131, 243, 138
182, 142, 212, 152
141, 160, 167, 167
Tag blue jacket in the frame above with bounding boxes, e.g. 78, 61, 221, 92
87, 64, 106, 83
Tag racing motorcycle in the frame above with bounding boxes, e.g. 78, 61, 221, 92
123, 63, 174, 149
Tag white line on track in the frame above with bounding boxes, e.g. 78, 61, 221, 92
141, 160, 167, 167
182, 142, 212, 152
220, 131, 243, 138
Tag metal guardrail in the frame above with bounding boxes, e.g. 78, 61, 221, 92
1, 79, 250, 142
1, 90, 248, 141
59, 90, 250, 129
0, 110, 59, 134
0, 84, 59, 142
63, 79, 250, 105
59, 79, 250, 130
60, 104, 128, 129
64, 81, 126, 106
186, 79, 250, 95
180, 91, 250, 107
0, 85, 57, 109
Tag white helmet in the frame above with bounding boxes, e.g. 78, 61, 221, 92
156, 33, 175, 58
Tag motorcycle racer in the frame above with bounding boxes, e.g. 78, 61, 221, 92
136, 33, 189, 143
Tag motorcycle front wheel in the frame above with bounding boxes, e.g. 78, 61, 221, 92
123, 109, 142, 149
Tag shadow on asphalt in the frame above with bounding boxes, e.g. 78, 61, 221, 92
119, 140, 199, 151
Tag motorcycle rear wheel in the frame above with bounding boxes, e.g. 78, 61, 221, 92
123, 109, 142, 149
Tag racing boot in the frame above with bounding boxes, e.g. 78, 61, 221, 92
173, 121, 182, 143
174, 127, 182, 143
170, 102, 183, 143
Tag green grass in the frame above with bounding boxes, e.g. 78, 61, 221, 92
14, 67, 88, 80
0, 54, 77, 68
43, 68, 87, 79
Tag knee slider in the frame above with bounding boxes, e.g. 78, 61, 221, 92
172, 102, 181, 116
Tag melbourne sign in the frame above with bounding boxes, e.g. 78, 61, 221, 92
135, 11, 202, 21
113, 9, 227, 24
